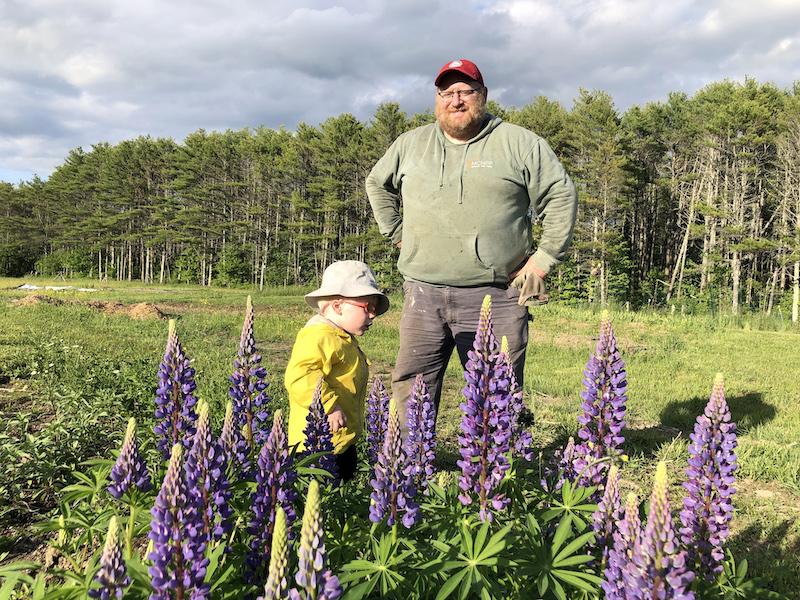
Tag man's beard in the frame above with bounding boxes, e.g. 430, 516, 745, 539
435, 98, 487, 140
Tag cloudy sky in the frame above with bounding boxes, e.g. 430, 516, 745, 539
2, 0, 799, 184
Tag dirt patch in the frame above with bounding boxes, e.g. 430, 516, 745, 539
9, 295, 166, 319
10, 294, 65, 307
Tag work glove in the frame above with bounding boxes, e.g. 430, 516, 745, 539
511, 271, 549, 306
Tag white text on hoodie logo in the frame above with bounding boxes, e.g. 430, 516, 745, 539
468, 159, 493, 168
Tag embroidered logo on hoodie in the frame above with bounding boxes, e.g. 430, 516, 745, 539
468, 159, 493, 169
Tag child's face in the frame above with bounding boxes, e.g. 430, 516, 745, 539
328, 295, 380, 336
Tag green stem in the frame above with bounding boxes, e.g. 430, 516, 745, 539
126, 502, 137, 560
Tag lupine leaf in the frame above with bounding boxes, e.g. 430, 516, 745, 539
550, 516, 573, 555
434, 569, 469, 600
551, 569, 603, 591
474, 523, 513, 563
537, 573, 550, 596
553, 530, 596, 564
473, 520, 489, 557
341, 578, 379, 599
550, 576, 567, 600
0, 574, 20, 600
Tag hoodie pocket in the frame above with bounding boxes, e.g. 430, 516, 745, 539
399, 232, 495, 285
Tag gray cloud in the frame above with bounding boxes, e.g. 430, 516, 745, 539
1, 0, 799, 182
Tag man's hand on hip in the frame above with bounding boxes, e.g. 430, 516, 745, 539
510, 258, 549, 306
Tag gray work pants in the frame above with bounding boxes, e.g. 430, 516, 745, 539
391, 281, 529, 434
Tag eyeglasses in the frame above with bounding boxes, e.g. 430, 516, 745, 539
437, 87, 481, 101
344, 300, 378, 314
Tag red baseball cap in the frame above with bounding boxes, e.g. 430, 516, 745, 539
434, 59, 484, 87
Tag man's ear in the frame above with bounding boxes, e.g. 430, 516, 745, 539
331, 299, 343, 315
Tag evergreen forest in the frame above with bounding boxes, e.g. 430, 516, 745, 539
2, 77, 799, 319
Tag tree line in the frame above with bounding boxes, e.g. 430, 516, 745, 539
1, 77, 799, 319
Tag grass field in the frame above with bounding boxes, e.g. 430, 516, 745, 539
1, 277, 799, 597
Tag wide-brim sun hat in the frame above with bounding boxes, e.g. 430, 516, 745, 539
304, 260, 390, 315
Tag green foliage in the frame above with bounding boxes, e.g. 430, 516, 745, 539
173, 248, 201, 283
34, 248, 94, 278
0, 246, 37, 278
0, 290, 797, 598
1, 77, 799, 320
216, 245, 253, 287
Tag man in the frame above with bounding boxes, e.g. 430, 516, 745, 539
366, 59, 578, 429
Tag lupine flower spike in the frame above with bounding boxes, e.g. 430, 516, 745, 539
544, 436, 578, 492
301, 377, 339, 484
624, 462, 695, 599
109, 417, 152, 499
602, 491, 642, 600
679, 373, 738, 580
573, 310, 628, 494
247, 410, 298, 587
592, 464, 622, 569
185, 399, 232, 549
457, 295, 513, 522
259, 506, 289, 600
153, 320, 199, 460
404, 373, 437, 494
501, 336, 533, 461
369, 398, 419, 528
89, 516, 130, 599
229, 295, 271, 447
220, 400, 252, 478
148, 444, 210, 600
365, 375, 391, 470
288, 479, 342, 600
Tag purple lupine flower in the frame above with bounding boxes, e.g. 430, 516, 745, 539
624, 462, 695, 600
246, 410, 299, 587
501, 337, 534, 462
457, 295, 513, 522
369, 398, 419, 528
366, 375, 391, 470
109, 417, 152, 499
219, 400, 252, 479
543, 436, 578, 492
573, 310, 627, 493
148, 444, 210, 600
153, 320, 199, 460
404, 374, 437, 494
602, 491, 642, 600
259, 506, 289, 600
89, 517, 130, 599
301, 377, 339, 484
288, 480, 342, 600
679, 373, 738, 580
229, 295, 271, 447
592, 464, 622, 569
185, 400, 232, 549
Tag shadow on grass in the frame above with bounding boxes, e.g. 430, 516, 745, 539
729, 518, 800, 596
659, 392, 776, 433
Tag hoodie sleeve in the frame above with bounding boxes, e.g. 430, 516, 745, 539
366, 141, 404, 246
525, 138, 578, 275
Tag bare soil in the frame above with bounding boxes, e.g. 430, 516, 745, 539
9, 294, 166, 319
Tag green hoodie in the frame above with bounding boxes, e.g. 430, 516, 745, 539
366, 114, 578, 286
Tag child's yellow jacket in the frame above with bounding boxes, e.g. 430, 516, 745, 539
285, 315, 369, 453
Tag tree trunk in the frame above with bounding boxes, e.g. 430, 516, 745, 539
731, 250, 740, 316
793, 261, 799, 323
767, 267, 778, 316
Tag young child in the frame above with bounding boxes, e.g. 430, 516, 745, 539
285, 260, 389, 482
